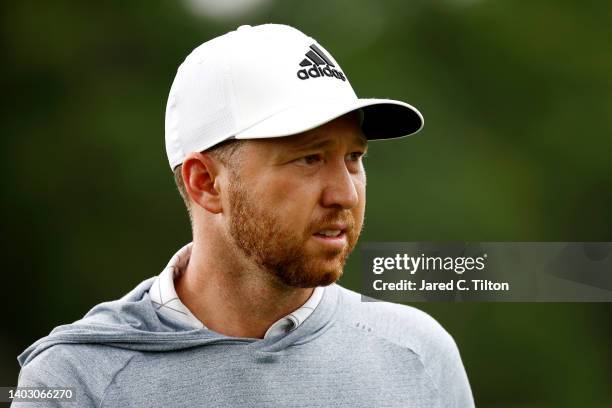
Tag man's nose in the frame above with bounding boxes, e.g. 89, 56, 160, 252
320, 160, 360, 209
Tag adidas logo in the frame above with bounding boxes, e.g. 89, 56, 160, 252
297, 44, 346, 82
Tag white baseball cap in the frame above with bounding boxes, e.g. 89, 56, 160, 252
165, 23, 424, 170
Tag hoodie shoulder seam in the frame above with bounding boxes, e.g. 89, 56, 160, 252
98, 354, 137, 408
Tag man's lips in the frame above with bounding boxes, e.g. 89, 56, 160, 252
312, 232, 347, 251
313, 231, 346, 239
312, 223, 350, 248
313, 223, 349, 238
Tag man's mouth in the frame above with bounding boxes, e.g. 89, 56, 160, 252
315, 229, 343, 238
312, 224, 349, 248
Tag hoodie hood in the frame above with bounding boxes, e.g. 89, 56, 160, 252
18, 276, 340, 368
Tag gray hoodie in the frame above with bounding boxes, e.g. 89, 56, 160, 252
14, 277, 474, 407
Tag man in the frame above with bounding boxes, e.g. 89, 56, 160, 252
14, 24, 474, 407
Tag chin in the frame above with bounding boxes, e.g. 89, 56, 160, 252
318, 269, 343, 286
304, 260, 346, 287
276, 257, 345, 288
289, 271, 340, 288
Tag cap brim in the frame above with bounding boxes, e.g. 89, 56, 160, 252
234, 98, 423, 141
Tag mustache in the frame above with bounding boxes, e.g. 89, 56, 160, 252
309, 211, 356, 232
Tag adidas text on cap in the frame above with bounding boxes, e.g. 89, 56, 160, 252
165, 23, 424, 170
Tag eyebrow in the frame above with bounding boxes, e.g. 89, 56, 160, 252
292, 135, 368, 152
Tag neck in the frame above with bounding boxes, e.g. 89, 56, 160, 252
175, 239, 314, 339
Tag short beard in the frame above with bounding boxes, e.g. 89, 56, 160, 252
226, 172, 360, 288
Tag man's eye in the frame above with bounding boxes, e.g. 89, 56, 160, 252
297, 154, 322, 165
347, 152, 366, 161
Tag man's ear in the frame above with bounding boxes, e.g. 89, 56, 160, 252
181, 152, 223, 214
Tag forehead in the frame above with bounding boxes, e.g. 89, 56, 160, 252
257, 112, 367, 151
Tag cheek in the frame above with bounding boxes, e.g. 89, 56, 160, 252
259, 176, 321, 219
355, 182, 366, 220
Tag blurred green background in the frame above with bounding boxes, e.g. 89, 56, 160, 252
2, 0, 611, 406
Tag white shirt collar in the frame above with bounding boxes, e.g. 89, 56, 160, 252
149, 242, 325, 338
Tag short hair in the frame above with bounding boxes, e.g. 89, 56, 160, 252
173, 139, 245, 224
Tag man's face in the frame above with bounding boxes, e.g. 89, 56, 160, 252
224, 113, 367, 288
